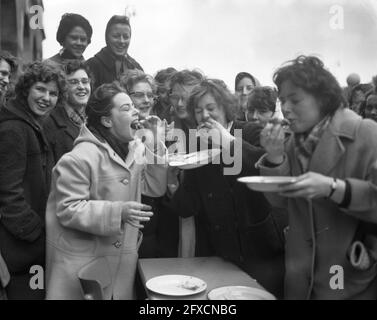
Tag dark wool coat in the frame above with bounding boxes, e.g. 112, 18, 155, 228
43, 105, 81, 164
0, 99, 54, 299
170, 121, 287, 298
86, 47, 143, 90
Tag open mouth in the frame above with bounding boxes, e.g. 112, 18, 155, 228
37, 102, 50, 109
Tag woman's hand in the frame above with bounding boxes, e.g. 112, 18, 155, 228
260, 123, 285, 164
278, 172, 333, 199
137, 116, 167, 151
197, 118, 235, 149
121, 201, 153, 228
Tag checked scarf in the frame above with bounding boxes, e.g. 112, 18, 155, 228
294, 116, 332, 173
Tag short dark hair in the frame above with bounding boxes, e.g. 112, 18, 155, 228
273, 55, 346, 116
63, 60, 91, 77
56, 13, 93, 46
349, 83, 373, 106
15, 61, 67, 107
248, 86, 278, 113
86, 82, 126, 130
170, 70, 204, 91
187, 78, 237, 125
105, 15, 131, 46
0, 50, 18, 74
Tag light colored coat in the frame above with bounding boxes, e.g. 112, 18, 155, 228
45, 126, 167, 300
259, 108, 377, 300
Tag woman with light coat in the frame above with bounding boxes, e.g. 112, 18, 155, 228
45, 82, 167, 299
257, 56, 377, 299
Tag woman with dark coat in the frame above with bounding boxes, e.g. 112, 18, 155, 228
44, 61, 91, 164
0, 61, 66, 299
86, 15, 143, 91
170, 79, 286, 298
46, 13, 93, 68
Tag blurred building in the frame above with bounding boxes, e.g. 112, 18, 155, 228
0, 0, 45, 63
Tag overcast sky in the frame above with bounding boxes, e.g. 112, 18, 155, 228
42, 0, 377, 88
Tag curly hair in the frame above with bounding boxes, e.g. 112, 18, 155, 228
273, 55, 346, 116
86, 81, 127, 130
119, 69, 156, 93
186, 78, 238, 125
247, 86, 278, 113
15, 61, 67, 107
56, 13, 93, 46
0, 50, 18, 74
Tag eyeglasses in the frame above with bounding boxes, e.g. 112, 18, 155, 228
67, 78, 91, 86
129, 91, 156, 100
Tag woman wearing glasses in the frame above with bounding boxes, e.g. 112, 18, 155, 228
44, 61, 92, 163
120, 69, 156, 119
86, 15, 143, 90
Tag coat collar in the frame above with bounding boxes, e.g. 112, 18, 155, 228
49, 106, 80, 140
294, 108, 362, 175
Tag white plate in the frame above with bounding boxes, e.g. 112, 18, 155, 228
168, 149, 221, 170
146, 275, 207, 296
208, 286, 276, 300
237, 176, 298, 192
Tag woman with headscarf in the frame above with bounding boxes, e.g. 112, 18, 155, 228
86, 15, 143, 90
258, 55, 377, 299
46, 13, 93, 68
0, 61, 66, 299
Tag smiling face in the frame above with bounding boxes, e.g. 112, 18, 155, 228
105, 92, 139, 142
106, 24, 131, 57
63, 26, 89, 59
0, 59, 11, 95
235, 77, 255, 110
66, 69, 91, 108
130, 81, 154, 118
194, 93, 227, 127
27, 81, 59, 117
365, 95, 377, 122
279, 80, 322, 133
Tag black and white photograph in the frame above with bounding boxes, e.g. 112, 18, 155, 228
0, 0, 377, 304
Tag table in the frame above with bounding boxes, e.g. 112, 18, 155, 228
138, 256, 267, 300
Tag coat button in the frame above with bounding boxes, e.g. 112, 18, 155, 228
208, 193, 213, 199
122, 179, 129, 185
113, 241, 122, 249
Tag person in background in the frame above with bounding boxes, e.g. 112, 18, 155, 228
246, 86, 279, 123
0, 61, 66, 300
360, 77, 377, 122
234, 72, 259, 121
152, 67, 177, 122
0, 50, 18, 107
348, 83, 373, 115
86, 15, 143, 90
45, 82, 167, 299
46, 13, 93, 68
120, 69, 156, 119
258, 55, 377, 300
44, 61, 92, 163
343, 73, 361, 103
170, 79, 286, 298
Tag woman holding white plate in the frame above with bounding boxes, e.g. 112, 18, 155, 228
257, 56, 377, 300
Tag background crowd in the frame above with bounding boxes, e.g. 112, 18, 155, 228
0, 12, 376, 300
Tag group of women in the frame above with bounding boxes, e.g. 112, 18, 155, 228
0, 11, 376, 301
